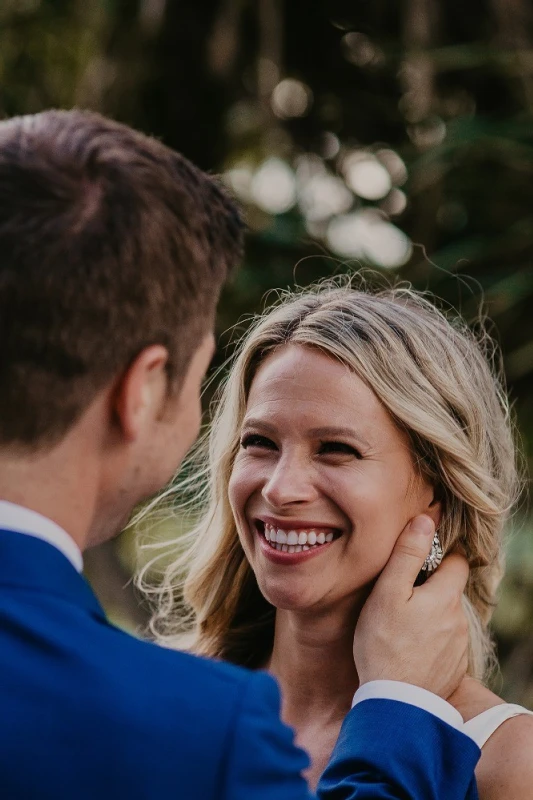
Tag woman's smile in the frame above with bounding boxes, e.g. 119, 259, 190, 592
254, 516, 343, 564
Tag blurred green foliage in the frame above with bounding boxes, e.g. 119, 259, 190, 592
2, 0, 533, 701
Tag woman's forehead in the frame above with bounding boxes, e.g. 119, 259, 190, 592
245, 344, 405, 446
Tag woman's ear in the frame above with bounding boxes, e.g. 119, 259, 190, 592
427, 486, 442, 530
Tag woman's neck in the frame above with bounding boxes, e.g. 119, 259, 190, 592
266, 602, 361, 729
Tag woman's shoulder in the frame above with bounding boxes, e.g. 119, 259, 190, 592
451, 678, 533, 800
476, 711, 533, 799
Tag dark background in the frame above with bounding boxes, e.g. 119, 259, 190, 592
2, 0, 533, 703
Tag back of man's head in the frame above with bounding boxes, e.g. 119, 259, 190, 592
0, 109, 243, 451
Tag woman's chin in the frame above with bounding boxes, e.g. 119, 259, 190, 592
258, 575, 373, 617
259, 581, 327, 612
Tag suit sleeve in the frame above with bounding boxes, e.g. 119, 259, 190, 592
223, 674, 479, 800
223, 671, 314, 800
318, 698, 480, 799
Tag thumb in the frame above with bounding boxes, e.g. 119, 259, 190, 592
378, 515, 435, 598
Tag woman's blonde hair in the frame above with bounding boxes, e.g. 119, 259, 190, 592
140, 280, 520, 680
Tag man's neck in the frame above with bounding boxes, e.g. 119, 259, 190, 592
0, 434, 101, 553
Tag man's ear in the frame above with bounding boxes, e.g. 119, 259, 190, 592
112, 345, 170, 441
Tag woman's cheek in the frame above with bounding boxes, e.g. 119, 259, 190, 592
337, 486, 405, 582
228, 463, 244, 518
229, 456, 258, 517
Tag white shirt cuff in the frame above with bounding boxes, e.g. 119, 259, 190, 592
352, 680, 465, 733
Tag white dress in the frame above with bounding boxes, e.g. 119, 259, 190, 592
463, 703, 533, 748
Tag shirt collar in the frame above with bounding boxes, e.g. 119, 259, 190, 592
0, 501, 83, 572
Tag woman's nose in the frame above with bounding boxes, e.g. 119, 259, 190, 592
261, 454, 319, 508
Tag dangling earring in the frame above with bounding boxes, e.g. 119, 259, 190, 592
421, 531, 443, 575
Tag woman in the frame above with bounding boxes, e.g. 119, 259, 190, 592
146, 283, 533, 797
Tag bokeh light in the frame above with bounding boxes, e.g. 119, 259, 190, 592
380, 188, 408, 216
297, 170, 353, 222
250, 157, 297, 214
271, 78, 313, 118
376, 149, 408, 185
343, 152, 392, 200
341, 32, 382, 68
223, 163, 253, 202
321, 131, 341, 159
326, 209, 412, 268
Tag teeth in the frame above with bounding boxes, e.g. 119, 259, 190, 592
263, 523, 337, 551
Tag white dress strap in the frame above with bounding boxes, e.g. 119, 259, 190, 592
463, 703, 533, 748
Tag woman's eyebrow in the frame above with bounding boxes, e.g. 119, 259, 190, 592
241, 418, 276, 433
308, 426, 371, 449
242, 419, 371, 450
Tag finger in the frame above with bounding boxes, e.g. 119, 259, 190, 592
377, 515, 435, 598
421, 552, 470, 597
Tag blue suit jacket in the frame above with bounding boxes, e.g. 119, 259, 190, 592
0, 529, 480, 798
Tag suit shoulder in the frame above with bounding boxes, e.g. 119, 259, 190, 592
104, 623, 257, 686
90, 619, 279, 720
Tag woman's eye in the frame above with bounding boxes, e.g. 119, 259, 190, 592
240, 434, 277, 450
319, 441, 362, 458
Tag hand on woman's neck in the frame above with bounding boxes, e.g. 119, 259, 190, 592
266, 600, 363, 729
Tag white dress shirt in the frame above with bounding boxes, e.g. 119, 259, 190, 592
0, 501, 469, 736
0, 500, 83, 572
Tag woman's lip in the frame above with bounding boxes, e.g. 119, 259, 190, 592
256, 526, 337, 565
257, 515, 341, 532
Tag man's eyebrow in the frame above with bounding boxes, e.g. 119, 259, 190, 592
241, 419, 371, 449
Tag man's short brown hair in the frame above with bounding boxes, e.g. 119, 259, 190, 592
0, 109, 244, 448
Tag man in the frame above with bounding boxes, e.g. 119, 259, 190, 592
0, 109, 479, 798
